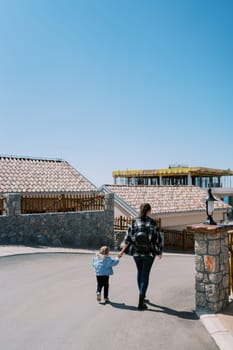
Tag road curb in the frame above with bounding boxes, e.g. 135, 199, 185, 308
198, 313, 233, 350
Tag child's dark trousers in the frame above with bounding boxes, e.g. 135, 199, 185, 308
96, 275, 109, 298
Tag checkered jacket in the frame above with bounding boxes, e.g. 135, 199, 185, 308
124, 216, 163, 256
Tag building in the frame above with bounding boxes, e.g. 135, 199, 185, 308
113, 165, 233, 205
0, 155, 97, 194
113, 165, 233, 187
0, 155, 114, 248
101, 184, 230, 231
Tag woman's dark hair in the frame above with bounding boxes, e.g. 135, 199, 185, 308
139, 203, 151, 220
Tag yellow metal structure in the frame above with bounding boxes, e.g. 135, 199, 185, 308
113, 166, 233, 178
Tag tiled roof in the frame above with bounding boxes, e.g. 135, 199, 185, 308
0, 156, 96, 193
103, 185, 229, 215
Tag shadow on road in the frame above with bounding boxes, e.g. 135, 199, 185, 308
146, 301, 199, 320
107, 301, 138, 311
107, 300, 198, 320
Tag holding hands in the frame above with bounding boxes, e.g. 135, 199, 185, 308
118, 251, 124, 259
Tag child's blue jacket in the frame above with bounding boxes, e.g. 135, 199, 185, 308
92, 255, 119, 276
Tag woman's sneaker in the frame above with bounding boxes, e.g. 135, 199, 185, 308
96, 292, 101, 302
104, 297, 109, 303
138, 303, 148, 310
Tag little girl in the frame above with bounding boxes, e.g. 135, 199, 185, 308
92, 246, 120, 303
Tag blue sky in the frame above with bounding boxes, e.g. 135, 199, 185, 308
0, 0, 233, 187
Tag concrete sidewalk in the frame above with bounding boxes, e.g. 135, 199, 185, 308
0, 244, 96, 257
197, 304, 233, 350
0, 245, 232, 350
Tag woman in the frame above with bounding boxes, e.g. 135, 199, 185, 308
118, 203, 163, 310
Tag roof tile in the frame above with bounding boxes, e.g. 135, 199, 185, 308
0, 156, 96, 193
104, 185, 229, 214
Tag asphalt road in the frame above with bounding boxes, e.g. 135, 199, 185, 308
0, 252, 218, 350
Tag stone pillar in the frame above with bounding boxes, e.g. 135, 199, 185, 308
105, 193, 114, 215
187, 224, 232, 313
104, 193, 115, 248
3, 194, 21, 216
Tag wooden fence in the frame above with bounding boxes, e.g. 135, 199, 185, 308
114, 216, 162, 230
21, 193, 105, 214
114, 216, 193, 251
229, 230, 233, 296
163, 229, 194, 251
114, 216, 133, 230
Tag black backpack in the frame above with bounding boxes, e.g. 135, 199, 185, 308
133, 219, 153, 253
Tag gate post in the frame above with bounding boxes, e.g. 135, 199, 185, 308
187, 224, 233, 313
3, 194, 21, 216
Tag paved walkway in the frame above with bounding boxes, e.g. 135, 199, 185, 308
0, 244, 96, 257
0, 245, 232, 350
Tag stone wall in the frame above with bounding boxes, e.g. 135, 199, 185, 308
0, 193, 114, 249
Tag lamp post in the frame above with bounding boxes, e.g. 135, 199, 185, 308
204, 188, 217, 225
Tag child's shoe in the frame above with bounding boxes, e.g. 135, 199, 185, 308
96, 292, 101, 302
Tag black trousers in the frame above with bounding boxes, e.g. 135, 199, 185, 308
133, 255, 155, 297
96, 275, 109, 298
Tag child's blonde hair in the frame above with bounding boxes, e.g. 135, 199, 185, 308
97, 246, 109, 257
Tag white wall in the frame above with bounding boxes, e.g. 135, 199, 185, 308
114, 203, 226, 231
